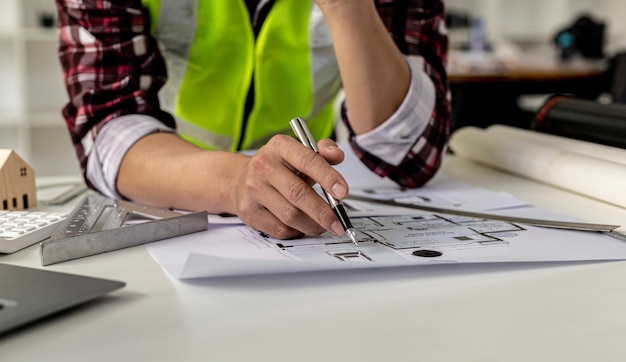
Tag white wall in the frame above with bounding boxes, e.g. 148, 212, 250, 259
0, 0, 80, 177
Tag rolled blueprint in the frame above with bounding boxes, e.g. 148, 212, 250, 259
486, 124, 626, 166
449, 125, 626, 208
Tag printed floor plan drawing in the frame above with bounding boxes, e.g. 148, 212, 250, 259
235, 213, 526, 264
146, 169, 626, 279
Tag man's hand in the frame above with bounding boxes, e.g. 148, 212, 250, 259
234, 135, 348, 239
118, 132, 349, 241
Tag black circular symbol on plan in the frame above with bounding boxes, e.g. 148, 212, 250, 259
412, 249, 443, 258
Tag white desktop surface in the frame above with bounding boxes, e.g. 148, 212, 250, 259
2, 155, 626, 361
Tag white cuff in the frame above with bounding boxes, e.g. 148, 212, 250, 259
354, 55, 436, 166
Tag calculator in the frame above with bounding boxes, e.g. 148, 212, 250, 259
0, 210, 67, 254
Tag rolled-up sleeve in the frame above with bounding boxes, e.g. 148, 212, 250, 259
345, 0, 451, 188
56, 0, 175, 191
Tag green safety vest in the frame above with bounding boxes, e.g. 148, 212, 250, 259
141, 0, 341, 151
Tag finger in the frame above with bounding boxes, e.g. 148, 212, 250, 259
317, 139, 345, 166
262, 163, 336, 235
242, 140, 329, 236
239, 184, 325, 238
261, 135, 347, 235
278, 137, 350, 200
262, 185, 328, 237
240, 202, 304, 240
233, 171, 303, 239
292, 140, 344, 186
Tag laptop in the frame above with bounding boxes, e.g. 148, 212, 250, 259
0, 263, 125, 334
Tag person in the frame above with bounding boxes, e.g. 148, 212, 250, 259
55, 0, 450, 240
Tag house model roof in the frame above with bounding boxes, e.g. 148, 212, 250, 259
0, 149, 13, 165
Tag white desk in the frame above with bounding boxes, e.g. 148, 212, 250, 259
2, 156, 626, 361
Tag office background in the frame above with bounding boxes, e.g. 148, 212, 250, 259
1, 0, 624, 178
3, 3, 626, 359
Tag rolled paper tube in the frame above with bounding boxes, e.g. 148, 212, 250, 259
488, 124, 626, 166
449, 125, 626, 208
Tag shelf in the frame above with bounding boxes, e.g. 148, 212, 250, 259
0, 115, 26, 127
20, 27, 57, 42
0, 112, 65, 127
0, 27, 56, 42
30, 112, 66, 127
0, 30, 15, 41
0, 0, 77, 177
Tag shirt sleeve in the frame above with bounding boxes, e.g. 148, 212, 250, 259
343, 0, 451, 188
86, 115, 174, 199
56, 0, 175, 190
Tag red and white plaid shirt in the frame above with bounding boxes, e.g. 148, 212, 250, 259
55, 0, 450, 196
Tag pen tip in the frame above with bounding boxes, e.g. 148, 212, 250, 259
346, 228, 359, 246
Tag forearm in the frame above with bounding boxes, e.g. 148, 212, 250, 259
331, 0, 451, 188
117, 133, 247, 214
317, 0, 410, 134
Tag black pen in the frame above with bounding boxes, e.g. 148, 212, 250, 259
289, 117, 359, 246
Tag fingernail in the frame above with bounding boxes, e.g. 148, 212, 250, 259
331, 221, 344, 236
332, 183, 347, 198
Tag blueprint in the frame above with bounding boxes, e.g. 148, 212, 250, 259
147, 203, 626, 279
238, 214, 520, 263
146, 144, 626, 279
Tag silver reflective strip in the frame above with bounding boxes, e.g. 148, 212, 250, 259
308, 5, 341, 120
153, 0, 198, 116
154, 0, 198, 59
159, 51, 188, 115
175, 117, 234, 151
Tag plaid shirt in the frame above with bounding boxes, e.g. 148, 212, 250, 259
56, 0, 450, 194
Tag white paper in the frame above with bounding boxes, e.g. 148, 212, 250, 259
449, 125, 626, 208
146, 143, 626, 279
147, 195, 626, 280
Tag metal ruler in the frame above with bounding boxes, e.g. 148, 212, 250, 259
40, 191, 208, 266
346, 195, 622, 233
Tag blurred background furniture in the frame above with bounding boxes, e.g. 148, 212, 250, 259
446, 0, 626, 132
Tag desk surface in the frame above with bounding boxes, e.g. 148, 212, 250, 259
448, 50, 607, 84
449, 67, 604, 84
3, 156, 626, 361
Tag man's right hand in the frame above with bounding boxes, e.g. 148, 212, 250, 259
233, 134, 349, 239
117, 132, 350, 240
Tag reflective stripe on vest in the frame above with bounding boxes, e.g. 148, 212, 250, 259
141, 0, 341, 151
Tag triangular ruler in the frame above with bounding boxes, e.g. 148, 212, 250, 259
41, 191, 208, 265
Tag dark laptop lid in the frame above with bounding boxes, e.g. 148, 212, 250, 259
0, 263, 125, 334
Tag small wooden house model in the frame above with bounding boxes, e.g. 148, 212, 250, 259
0, 149, 37, 210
